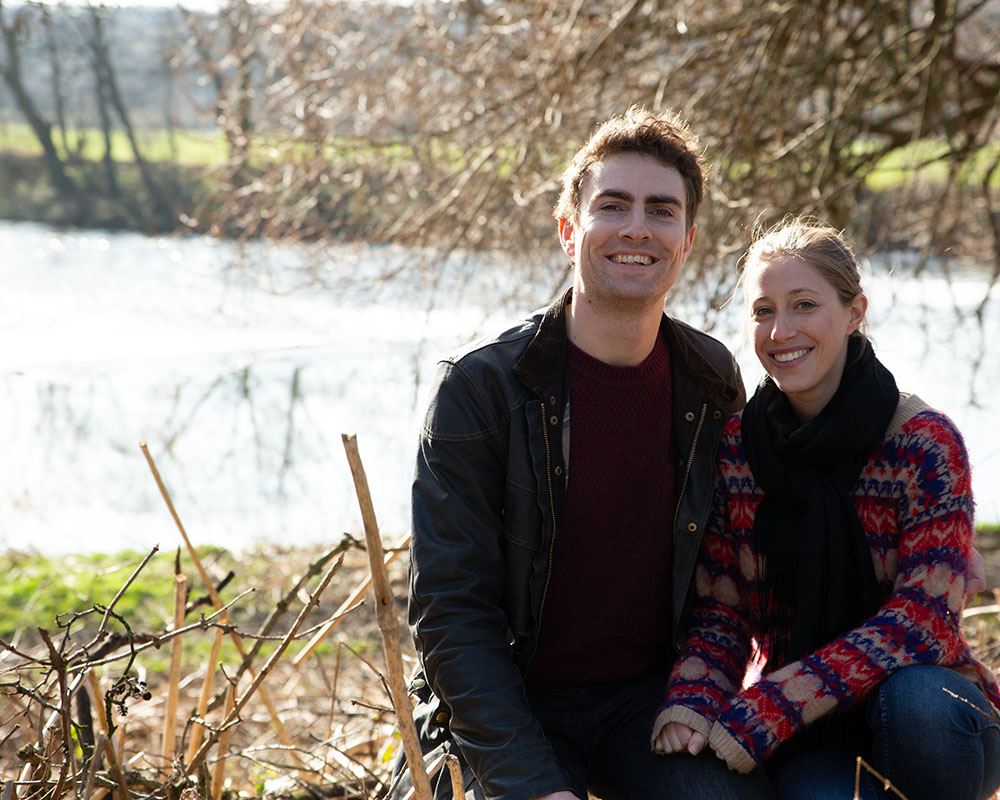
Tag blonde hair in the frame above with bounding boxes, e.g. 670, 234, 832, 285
742, 216, 864, 305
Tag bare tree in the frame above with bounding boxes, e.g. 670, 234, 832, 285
84, 2, 176, 227
38, 3, 70, 157
192, 0, 998, 307
179, 0, 262, 199
0, 0, 77, 201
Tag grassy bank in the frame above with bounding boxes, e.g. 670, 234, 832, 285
4, 537, 1000, 798
1, 539, 410, 799
0, 151, 209, 234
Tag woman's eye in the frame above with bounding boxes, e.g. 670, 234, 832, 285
751, 307, 772, 318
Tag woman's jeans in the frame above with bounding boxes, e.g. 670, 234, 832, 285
774, 665, 1000, 800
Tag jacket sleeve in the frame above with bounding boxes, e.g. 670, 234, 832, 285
707, 413, 981, 773
652, 455, 756, 744
409, 360, 570, 800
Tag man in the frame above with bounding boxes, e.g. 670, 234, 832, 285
402, 107, 774, 800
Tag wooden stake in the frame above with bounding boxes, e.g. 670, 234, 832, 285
341, 433, 432, 800
162, 572, 186, 768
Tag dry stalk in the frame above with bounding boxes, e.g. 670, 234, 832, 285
185, 627, 225, 765
186, 552, 345, 774
854, 756, 908, 800
292, 537, 410, 668
139, 441, 306, 771
445, 754, 463, 800
82, 590, 254, 671
942, 686, 998, 722
341, 433, 432, 800
398, 753, 447, 800
963, 604, 1000, 618
162, 572, 187, 769
93, 547, 160, 645
85, 670, 110, 735
102, 736, 130, 800
36, 629, 80, 796
211, 683, 236, 800
0, 724, 19, 751
84, 669, 125, 800
241, 545, 346, 676
81, 733, 105, 800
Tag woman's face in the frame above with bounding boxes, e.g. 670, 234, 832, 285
745, 256, 867, 421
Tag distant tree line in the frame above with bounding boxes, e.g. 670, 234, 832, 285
0, 0, 998, 305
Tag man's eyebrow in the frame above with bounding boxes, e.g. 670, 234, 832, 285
595, 189, 683, 207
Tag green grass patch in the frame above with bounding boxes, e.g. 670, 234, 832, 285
0, 122, 553, 178
0, 122, 229, 166
866, 139, 1000, 191
1, 544, 367, 675
2, 546, 247, 672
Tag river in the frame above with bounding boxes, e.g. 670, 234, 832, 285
2, 219, 998, 557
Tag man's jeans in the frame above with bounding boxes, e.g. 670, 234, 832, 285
774, 665, 1000, 800
515, 673, 774, 800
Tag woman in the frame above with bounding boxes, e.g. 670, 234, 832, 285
652, 218, 1000, 799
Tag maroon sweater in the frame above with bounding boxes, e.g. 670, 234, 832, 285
524, 332, 675, 694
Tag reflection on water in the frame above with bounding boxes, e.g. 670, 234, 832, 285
1, 220, 998, 556
0, 221, 544, 555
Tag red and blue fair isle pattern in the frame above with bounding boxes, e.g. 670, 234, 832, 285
653, 404, 1000, 774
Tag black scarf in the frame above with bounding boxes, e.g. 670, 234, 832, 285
741, 335, 899, 668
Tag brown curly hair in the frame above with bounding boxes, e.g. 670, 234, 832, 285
553, 105, 705, 230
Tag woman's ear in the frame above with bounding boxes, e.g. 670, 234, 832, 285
848, 292, 868, 334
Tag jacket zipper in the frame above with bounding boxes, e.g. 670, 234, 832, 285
673, 403, 707, 535
536, 403, 558, 637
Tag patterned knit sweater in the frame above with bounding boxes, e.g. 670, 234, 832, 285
652, 394, 1000, 774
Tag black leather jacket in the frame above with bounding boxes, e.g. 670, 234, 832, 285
407, 290, 745, 800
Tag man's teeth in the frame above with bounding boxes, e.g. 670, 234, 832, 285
774, 349, 809, 363
611, 254, 653, 265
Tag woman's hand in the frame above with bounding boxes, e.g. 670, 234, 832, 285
653, 721, 706, 755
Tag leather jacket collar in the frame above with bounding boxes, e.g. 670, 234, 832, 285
514, 287, 741, 411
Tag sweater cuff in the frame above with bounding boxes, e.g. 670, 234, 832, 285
708, 722, 758, 774
650, 705, 714, 749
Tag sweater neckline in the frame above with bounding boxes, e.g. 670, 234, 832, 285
566, 331, 669, 386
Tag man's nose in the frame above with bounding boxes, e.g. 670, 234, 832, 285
619, 209, 651, 240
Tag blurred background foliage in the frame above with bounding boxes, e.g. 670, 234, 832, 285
0, 0, 997, 302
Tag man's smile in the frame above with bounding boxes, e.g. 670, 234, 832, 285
608, 253, 654, 265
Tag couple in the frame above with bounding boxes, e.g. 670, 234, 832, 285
402, 107, 1000, 800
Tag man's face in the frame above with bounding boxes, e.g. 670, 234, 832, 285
559, 152, 695, 313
